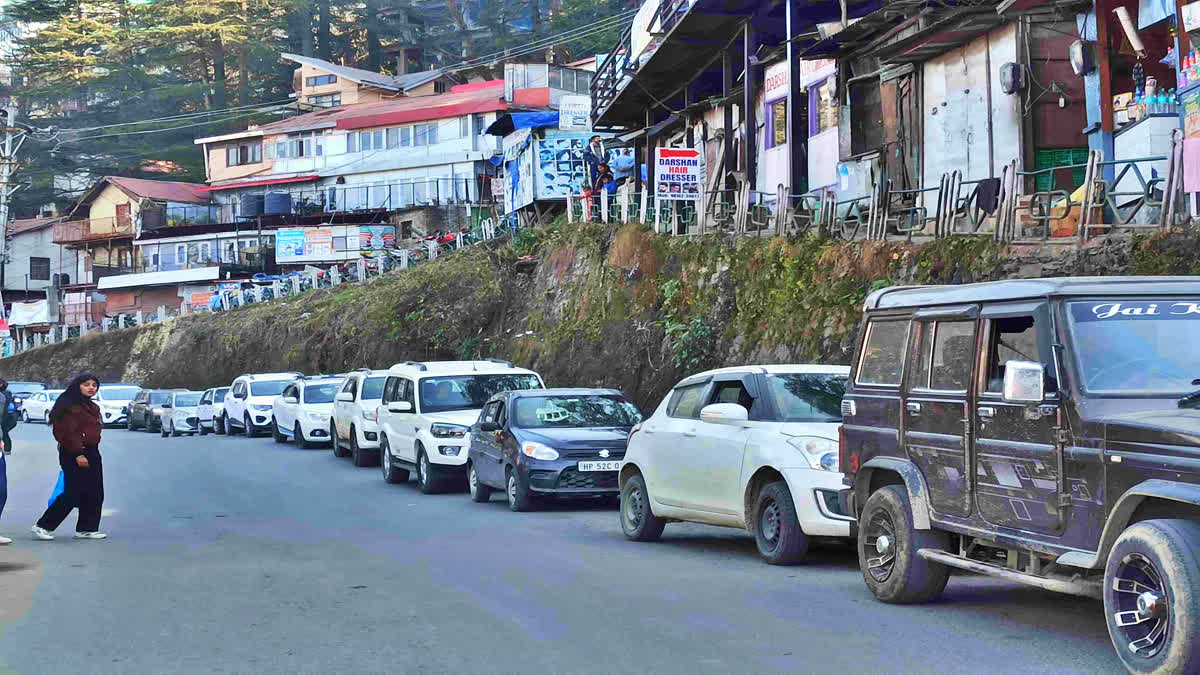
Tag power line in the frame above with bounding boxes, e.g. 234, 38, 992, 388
43, 99, 299, 134
444, 11, 637, 72
54, 104, 294, 145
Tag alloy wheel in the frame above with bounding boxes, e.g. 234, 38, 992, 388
419, 453, 429, 487
1111, 552, 1171, 658
469, 465, 479, 499
507, 473, 517, 507
380, 440, 390, 480
863, 507, 898, 583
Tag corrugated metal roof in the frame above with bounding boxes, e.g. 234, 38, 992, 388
9, 216, 63, 234
281, 53, 447, 93
107, 177, 210, 205
253, 84, 507, 134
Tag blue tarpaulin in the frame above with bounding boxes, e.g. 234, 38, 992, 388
485, 112, 561, 136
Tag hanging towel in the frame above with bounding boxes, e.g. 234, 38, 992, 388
976, 177, 1003, 214
1184, 138, 1200, 193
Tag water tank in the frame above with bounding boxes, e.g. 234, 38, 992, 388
264, 192, 292, 215
239, 193, 265, 217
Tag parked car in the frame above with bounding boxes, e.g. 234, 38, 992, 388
20, 389, 62, 423
7, 381, 46, 412
95, 384, 141, 426
197, 387, 230, 435
271, 376, 344, 448
332, 369, 388, 466
160, 391, 204, 437
840, 278, 1200, 673
128, 389, 184, 432
619, 364, 852, 565
223, 372, 302, 437
378, 360, 544, 493
467, 388, 642, 511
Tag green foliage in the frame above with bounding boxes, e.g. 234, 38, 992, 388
1130, 230, 1200, 275
660, 316, 711, 371
550, 0, 627, 56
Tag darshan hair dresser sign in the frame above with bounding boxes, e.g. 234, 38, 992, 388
654, 148, 703, 200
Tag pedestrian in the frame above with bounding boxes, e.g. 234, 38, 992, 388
0, 380, 15, 455
0, 420, 8, 544
612, 148, 635, 184
583, 135, 606, 185
32, 373, 107, 541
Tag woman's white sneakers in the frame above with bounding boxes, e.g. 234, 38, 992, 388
30, 526, 107, 540
73, 531, 107, 539
30, 526, 54, 540
0, 536, 11, 545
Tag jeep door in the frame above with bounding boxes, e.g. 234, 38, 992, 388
393, 378, 419, 462
198, 390, 213, 425
846, 317, 909, 485
972, 304, 1065, 535
132, 391, 148, 425
903, 312, 977, 518
682, 374, 758, 516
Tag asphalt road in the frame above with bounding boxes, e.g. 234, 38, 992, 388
0, 422, 1122, 674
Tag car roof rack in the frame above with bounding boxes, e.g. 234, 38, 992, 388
403, 361, 428, 371
484, 358, 514, 368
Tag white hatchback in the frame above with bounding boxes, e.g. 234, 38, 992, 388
271, 376, 345, 448
332, 369, 388, 466
161, 391, 205, 437
20, 390, 62, 423
619, 365, 853, 564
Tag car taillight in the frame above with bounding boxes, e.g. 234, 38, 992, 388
629, 422, 643, 441
839, 425, 859, 475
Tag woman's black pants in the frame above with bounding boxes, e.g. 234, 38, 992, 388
37, 448, 103, 532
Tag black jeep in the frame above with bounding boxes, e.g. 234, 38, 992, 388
841, 277, 1200, 674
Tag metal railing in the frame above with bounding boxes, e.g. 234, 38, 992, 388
215, 177, 484, 222
52, 216, 134, 245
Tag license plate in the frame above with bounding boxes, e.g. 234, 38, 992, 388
578, 460, 621, 472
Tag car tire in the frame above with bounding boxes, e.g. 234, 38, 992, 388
351, 430, 371, 467
161, 420, 169, 438
380, 437, 409, 484
295, 422, 314, 449
332, 423, 349, 458
506, 467, 534, 512
126, 415, 136, 431
468, 462, 492, 503
272, 419, 287, 444
199, 422, 208, 436
215, 415, 226, 435
754, 481, 810, 565
170, 420, 181, 438
416, 447, 444, 495
1103, 519, 1200, 675
244, 414, 254, 437
858, 485, 951, 604
620, 472, 665, 542
43, 411, 50, 425
20, 410, 28, 423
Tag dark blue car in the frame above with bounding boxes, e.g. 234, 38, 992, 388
466, 388, 643, 511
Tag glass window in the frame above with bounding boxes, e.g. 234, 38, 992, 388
149, 392, 170, 404
914, 321, 975, 391
666, 383, 707, 419
249, 380, 291, 397
764, 373, 846, 422
30, 257, 50, 280
361, 377, 385, 400
303, 383, 340, 403
815, 78, 838, 134
473, 115, 486, 136
306, 74, 337, 86
100, 387, 139, 402
381, 377, 398, 404
1067, 300, 1200, 394
769, 98, 787, 149
708, 380, 753, 411
481, 401, 501, 425
174, 393, 203, 407
372, 130, 383, 149
417, 374, 542, 413
401, 127, 411, 147
983, 316, 1047, 394
414, 124, 427, 146
857, 320, 908, 386
512, 394, 642, 429
359, 131, 372, 151
386, 128, 399, 148
459, 117, 468, 137
347, 133, 357, 153
549, 67, 562, 89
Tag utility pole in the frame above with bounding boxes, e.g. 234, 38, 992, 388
0, 105, 24, 305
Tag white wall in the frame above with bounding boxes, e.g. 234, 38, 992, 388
3, 227, 79, 293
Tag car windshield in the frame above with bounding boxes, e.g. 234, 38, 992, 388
419, 374, 542, 413
250, 380, 291, 397
303, 383, 340, 403
361, 377, 385, 400
174, 393, 202, 407
9, 384, 45, 395
215, 388, 230, 398
1069, 300, 1200, 394
48, 392, 61, 401
764, 373, 847, 422
513, 395, 642, 429
99, 387, 139, 401
149, 392, 171, 404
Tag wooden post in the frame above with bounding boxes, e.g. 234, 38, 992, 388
743, 19, 759, 194
786, 0, 805, 197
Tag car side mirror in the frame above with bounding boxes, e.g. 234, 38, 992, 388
1003, 360, 1045, 403
162, 403, 172, 409
282, 396, 299, 405
699, 403, 750, 426
335, 392, 354, 402
388, 401, 413, 413
235, 392, 247, 399
480, 421, 500, 432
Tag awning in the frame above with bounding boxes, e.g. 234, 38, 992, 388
97, 266, 224, 291
485, 111, 562, 136
196, 175, 320, 193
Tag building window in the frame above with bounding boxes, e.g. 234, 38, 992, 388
308, 94, 341, 107
434, 81, 447, 93
813, 78, 839, 135
175, 244, 186, 265
849, 78, 884, 156
459, 117, 469, 138
199, 242, 211, 262
306, 74, 337, 86
386, 127, 399, 148
413, 123, 438, 146
401, 127, 411, 147
275, 132, 322, 158
226, 142, 262, 167
767, 98, 787, 149
29, 257, 50, 281
473, 115, 486, 136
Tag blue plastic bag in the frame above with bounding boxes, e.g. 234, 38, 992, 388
48, 470, 64, 506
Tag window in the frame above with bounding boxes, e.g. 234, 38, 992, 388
857, 320, 908, 385
434, 81, 447, 93
813, 78, 838, 134
983, 316, 1054, 394
226, 142, 262, 167
386, 127, 399, 148
481, 401, 501, 425
911, 321, 975, 391
473, 115, 486, 136
849, 78, 884, 156
306, 74, 337, 86
512, 395, 642, 428
459, 117, 469, 138
303, 383, 339, 404
417, 374, 541, 413
250, 380, 291, 397
768, 98, 787, 149
381, 377, 399, 404
666, 382, 708, 419
362, 377, 385, 400
199, 243, 211, 262
307, 94, 341, 107
29, 256, 50, 281
175, 244, 186, 264
342, 378, 357, 397
400, 127, 411, 147
765, 373, 846, 422
709, 380, 753, 412
200, 391, 212, 404
346, 133, 357, 153
413, 123, 437, 146
275, 132, 322, 158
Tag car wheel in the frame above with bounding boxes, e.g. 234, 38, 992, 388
754, 481, 809, 565
416, 447, 442, 494
43, 411, 50, 425
170, 420, 181, 438
272, 418, 287, 444
620, 472, 665, 542
295, 422, 314, 449
380, 437, 409, 484
332, 423, 349, 458
858, 485, 951, 604
199, 422, 208, 436
468, 462, 492, 503
1103, 519, 1200, 674
351, 430, 370, 467
215, 415, 226, 435
126, 415, 136, 431
244, 414, 254, 437
20, 410, 28, 423
506, 467, 534, 512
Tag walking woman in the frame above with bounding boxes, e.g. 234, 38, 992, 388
32, 373, 106, 540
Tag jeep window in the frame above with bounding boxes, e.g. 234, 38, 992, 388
513, 394, 642, 429
857, 320, 908, 386
911, 321, 974, 391
381, 377, 398, 404
361, 377, 385, 400
417, 374, 542, 413
667, 383, 708, 419
174, 393, 202, 407
250, 380, 291, 397
1069, 300, 1200, 394
215, 387, 229, 399
303, 383, 340, 404
200, 391, 212, 404
100, 387, 139, 401
982, 316, 1054, 394
341, 378, 356, 396
149, 392, 170, 405
765, 373, 846, 422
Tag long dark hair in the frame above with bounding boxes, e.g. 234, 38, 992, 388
49, 373, 100, 423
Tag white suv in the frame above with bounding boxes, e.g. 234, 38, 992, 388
377, 360, 544, 493
271, 376, 344, 448
95, 384, 141, 426
332, 369, 388, 466
619, 365, 853, 565
223, 372, 303, 437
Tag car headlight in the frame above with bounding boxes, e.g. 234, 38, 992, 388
521, 442, 559, 461
361, 409, 378, 422
786, 436, 839, 472
307, 412, 329, 421
152, 408, 163, 414
430, 423, 468, 438
251, 404, 273, 411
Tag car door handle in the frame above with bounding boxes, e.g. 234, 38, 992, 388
906, 402, 922, 415
683, 428, 697, 437
977, 406, 995, 418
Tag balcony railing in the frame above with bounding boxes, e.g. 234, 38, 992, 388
53, 216, 134, 245
592, 24, 635, 121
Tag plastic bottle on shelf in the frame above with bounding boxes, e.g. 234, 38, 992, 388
1172, 88, 1180, 113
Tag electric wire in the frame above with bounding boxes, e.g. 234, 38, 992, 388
444, 11, 637, 72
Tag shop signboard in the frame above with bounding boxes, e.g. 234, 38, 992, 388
276, 228, 306, 262
764, 61, 790, 102
189, 292, 214, 307
304, 228, 333, 258
800, 58, 836, 87
358, 225, 395, 251
1186, 1, 1200, 32
1186, 91, 1200, 139
559, 95, 591, 130
654, 148, 704, 200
